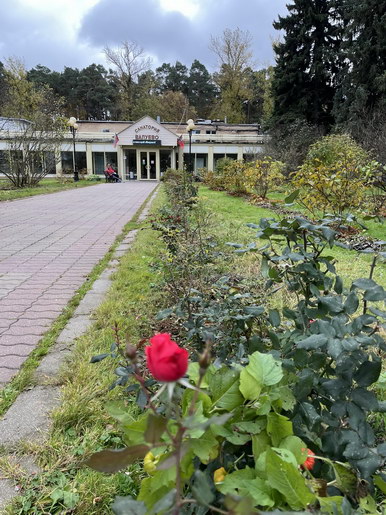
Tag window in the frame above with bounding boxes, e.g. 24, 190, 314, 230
61, 151, 87, 174
92, 151, 117, 175
195, 153, 207, 170
160, 150, 171, 176
125, 149, 137, 180
214, 154, 225, 168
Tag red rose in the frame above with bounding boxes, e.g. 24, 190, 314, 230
302, 448, 315, 470
145, 333, 189, 382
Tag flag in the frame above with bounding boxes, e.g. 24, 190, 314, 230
113, 133, 119, 148
177, 135, 184, 149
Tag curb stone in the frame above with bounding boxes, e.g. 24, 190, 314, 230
0, 187, 158, 511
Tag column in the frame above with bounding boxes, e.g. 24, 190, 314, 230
237, 146, 243, 161
208, 146, 214, 171
178, 145, 184, 170
86, 143, 93, 175
156, 150, 160, 181
55, 149, 62, 177
117, 145, 125, 181
171, 148, 176, 169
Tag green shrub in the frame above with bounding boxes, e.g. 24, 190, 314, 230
243, 157, 285, 198
293, 134, 377, 215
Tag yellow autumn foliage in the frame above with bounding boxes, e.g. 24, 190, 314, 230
293, 134, 376, 215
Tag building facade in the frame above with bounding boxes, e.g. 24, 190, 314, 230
0, 115, 268, 181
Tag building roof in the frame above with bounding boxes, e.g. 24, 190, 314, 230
77, 118, 262, 136
0, 117, 32, 131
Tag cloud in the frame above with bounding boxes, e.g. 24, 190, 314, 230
0, 0, 288, 71
0, 0, 101, 70
80, 0, 288, 69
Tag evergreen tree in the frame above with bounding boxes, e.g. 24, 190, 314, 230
77, 64, 116, 119
187, 60, 217, 118
334, 0, 386, 124
155, 61, 189, 95
272, 0, 343, 129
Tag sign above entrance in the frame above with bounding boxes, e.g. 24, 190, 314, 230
133, 139, 162, 146
117, 115, 178, 147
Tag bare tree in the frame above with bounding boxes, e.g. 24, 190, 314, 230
209, 28, 254, 123
210, 28, 253, 73
0, 58, 66, 187
104, 41, 152, 119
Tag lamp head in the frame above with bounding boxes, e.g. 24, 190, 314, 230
186, 118, 195, 131
68, 117, 77, 126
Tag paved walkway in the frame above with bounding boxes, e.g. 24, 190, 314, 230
0, 182, 157, 385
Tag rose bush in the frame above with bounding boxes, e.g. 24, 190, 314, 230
145, 333, 189, 382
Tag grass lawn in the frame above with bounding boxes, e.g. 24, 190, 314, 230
201, 186, 386, 289
0, 178, 100, 202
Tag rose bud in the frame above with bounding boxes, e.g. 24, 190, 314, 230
214, 467, 227, 484
125, 343, 137, 360
301, 448, 316, 470
145, 333, 189, 382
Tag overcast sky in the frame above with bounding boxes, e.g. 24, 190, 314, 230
0, 0, 288, 72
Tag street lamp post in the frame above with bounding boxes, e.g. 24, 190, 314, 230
186, 118, 195, 175
68, 117, 79, 182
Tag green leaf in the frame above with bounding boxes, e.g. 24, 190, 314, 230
269, 309, 281, 327
296, 334, 328, 350
353, 278, 378, 290
363, 286, 386, 301
90, 353, 110, 363
318, 496, 344, 515
334, 276, 343, 294
284, 190, 300, 204
190, 428, 219, 463
266, 412, 293, 447
151, 489, 176, 514
240, 352, 283, 401
244, 305, 265, 316
344, 292, 359, 315
144, 414, 167, 445
279, 436, 308, 464
112, 497, 147, 515
232, 420, 266, 435
353, 360, 382, 387
191, 470, 215, 506
208, 367, 244, 410
374, 475, 386, 494
332, 463, 358, 496
121, 414, 149, 446
84, 444, 149, 473
351, 388, 378, 410
265, 449, 316, 510
106, 402, 134, 425
239, 368, 262, 401
218, 468, 274, 508
319, 296, 343, 314
252, 431, 271, 458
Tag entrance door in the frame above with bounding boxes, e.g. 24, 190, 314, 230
139, 150, 158, 180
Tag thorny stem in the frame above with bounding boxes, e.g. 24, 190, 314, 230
173, 426, 185, 515
363, 254, 378, 315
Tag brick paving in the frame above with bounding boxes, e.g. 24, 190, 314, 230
0, 182, 157, 385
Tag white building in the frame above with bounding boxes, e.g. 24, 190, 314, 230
1, 115, 269, 181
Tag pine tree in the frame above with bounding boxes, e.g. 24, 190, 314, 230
187, 60, 217, 118
272, 0, 343, 129
334, 0, 386, 124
